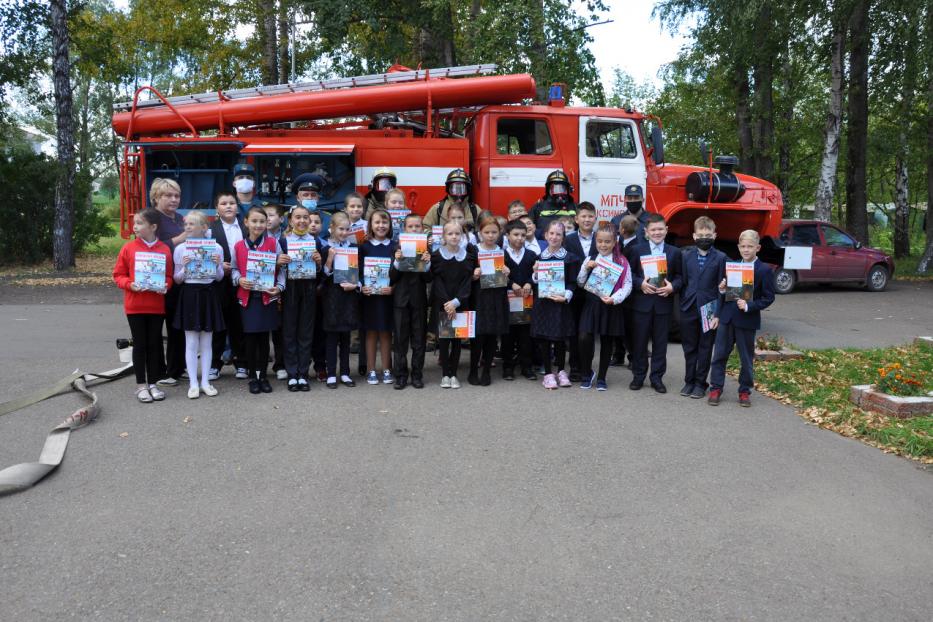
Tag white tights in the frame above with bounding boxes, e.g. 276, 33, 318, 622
184, 331, 213, 389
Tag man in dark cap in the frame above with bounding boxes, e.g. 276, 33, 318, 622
233, 163, 264, 218
610, 184, 649, 242
292, 172, 331, 232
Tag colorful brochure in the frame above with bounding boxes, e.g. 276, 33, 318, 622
700, 300, 718, 333
388, 208, 411, 236
332, 247, 359, 285
350, 221, 367, 245
184, 238, 218, 280
640, 254, 667, 288
507, 290, 533, 325
430, 226, 444, 251
397, 233, 428, 272
584, 256, 623, 298
725, 262, 754, 302
287, 238, 317, 279
246, 250, 276, 290
438, 311, 476, 339
536, 260, 565, 299
134, 252, 166, 291
478, 248, 507, 289
363, 256, 391, 293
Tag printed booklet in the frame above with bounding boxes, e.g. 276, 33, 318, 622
438, 311, 476, 339
507, 290, 533, 325
640, 254, 667, 288
397, 233, 428, 272
363, 256, 391, 293
478, 249, 507, 288
332, 247, 359, 285
246, 250, 276, 290
700, 300, 718, 333
184, 238, 218, 280
388, 208, 411, 236
584, 256, 623, 298
134, 252, 166, 291
536, 260, 565, 299
350, 221, 367, 245
430, 226, 444, 252
725, 262, 754, 302
287, 238, 317, 279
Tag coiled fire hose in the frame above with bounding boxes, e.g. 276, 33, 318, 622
0, 348, 133, 496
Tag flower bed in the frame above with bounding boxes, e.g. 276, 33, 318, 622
849, 385, 933, 418
754, 333, 803, 362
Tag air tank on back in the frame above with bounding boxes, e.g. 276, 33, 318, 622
685, 155, 746, 203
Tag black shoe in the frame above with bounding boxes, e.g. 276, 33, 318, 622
522, 369, 537, 381
326, 378, 338, 389
569, 370, 582, 383
468, 372, 481, 386
629, 380, 643, 391
288, 378, 300, 392
298, 378, 311, 392
357, 365, 367, 377
259, 377, 273, 393
651, 381, 667, 394
480, 369, 491, 386
610, 355, 624, 367
680, 383, 694, 397
690, 385, 706, 399
502, 368, 515, 381
341, 376, 356, 387
411, 376, 424, 389
394, 376, 408, 390
248, 379, 261, 394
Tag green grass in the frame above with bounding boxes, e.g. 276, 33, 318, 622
731, 344, 933, 461
83, 220, 123, 257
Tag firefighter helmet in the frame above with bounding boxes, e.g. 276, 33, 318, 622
445, 168, 471, 199
545, 169, 572, 197
370, 167, 397, 193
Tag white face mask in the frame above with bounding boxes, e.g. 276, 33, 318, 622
234, 178, 254, 194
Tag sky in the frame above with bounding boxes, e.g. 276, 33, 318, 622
583, 0, 691, 91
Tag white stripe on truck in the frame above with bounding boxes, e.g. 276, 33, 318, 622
489, 167, 554, 188
355, 166, 453, 188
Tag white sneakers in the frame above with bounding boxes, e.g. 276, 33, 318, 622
187, 387, 200, 399
235, 368, 248, 379
440, 376, 461, 389
275, 369, 288, 381
440, 376, 451, 388
201, 385, 218, 397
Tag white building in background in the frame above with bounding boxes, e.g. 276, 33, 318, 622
20, 125, 56, 156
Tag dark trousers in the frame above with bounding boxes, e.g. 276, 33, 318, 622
578, 333, 613, 380
212, 285, 244, 370
631, 310, 670, 384
438, 338, 462, 377
283, 280, 316, 378
127, 313, 165, 385
326, 331, 351, 377
469, 334, 497, 374
272, 328, 285, 372
243, 331, 271, 379
680, 310, 717, 389
393, 304, 426, 379
312, 294, 326, 373
709, 322, 756, 393
568, 295, 584, 373
614, 306, 635, 364
163, 287, 185, 378
537, 338, 566, 375
502, 324, 532, 373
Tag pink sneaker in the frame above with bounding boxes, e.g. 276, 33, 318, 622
557, 370, 572, 387
542, 373, 558, 390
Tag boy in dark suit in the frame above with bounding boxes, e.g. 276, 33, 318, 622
679, 216, 727, 398
628, 213, 682, 393
210, 190, 248, 379
389, 213, 433, 389
563, 202, 598, 381
502, 218, 537, 380
614, 215, 640, 367
708, 229, 775, 407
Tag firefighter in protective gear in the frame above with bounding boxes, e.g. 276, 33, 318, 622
421, 168, 481, 230
365, 167, 397, 216
529, 170, 577, 238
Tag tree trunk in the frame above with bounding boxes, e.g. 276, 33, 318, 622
528, 0, 548, 101
278, 0, 289, 83
259, 0, 278, 84
752, 4, 775, 182
925, 2, 933, 259
734, 63, 755, 174
777, 50, 793, 213
51, 0, 75, 270
814, 20, 845, 222
844, 0, 870, 244
893, 17, 918, 258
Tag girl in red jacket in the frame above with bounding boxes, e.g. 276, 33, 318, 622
112, 210, 174, 403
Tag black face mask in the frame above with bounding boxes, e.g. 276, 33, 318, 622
695, 238, 715, 251
626, 201, 642, 214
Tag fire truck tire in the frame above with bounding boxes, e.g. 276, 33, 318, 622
773, 268, 796, 295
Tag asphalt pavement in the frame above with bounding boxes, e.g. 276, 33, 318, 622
0, 284, 930, 621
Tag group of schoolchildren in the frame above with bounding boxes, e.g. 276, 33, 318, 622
113, 175, 774, 408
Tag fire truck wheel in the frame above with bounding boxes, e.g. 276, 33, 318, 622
773, 268, 796, 295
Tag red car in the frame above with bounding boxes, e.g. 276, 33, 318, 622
774, 220, 895, 294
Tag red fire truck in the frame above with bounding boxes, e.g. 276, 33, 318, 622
111, 64, 782, 249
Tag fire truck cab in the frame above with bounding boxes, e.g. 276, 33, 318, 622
112, 64, 782, 249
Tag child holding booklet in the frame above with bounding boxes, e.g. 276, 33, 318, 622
575, 222, 632, 391
265, 204, 288, 380
113, 209, 173, 403
679, 216, 727, 399
502, 219, 537, 381
232, 207, 285, 394
359, 209, 396, 385
708, 229, 774, 407
390, 213, 432, 389
173, 211, 225, 399
321, 211, 361, 389
308, 211, 329, 381
209, 190, 247, 380
469, 215, 510, 386
344, 191, 368, 244
279, 204, 323, 392
532, 220, 582, 390
431, 220, 476, 389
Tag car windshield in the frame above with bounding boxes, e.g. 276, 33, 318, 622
822, 226, 855, 247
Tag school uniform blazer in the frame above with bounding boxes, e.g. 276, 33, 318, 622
563, 231, 598, 262
390, 260, 432, 309
628, 240, 683, 315
680, 247, 727, 315
717, 259, 774, 330
504, 247, 536, 288
210, 218, 247, 263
